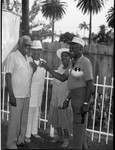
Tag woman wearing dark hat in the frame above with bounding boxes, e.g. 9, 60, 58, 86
41, 37, 93, 149
48, 48, 73, 148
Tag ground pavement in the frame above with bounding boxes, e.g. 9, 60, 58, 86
1, 121, 113, 150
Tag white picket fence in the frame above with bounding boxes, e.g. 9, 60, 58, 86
1, 67, 113, 144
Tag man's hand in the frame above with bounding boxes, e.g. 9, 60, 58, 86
39, 60, 49, 70
61, 99, 69, 109
80, 104, 89, 123
9, 95, 16, 107
30, 61, 37, 73
80, 104, 89, 115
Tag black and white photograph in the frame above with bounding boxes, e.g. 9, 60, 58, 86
1, 0, 114, 149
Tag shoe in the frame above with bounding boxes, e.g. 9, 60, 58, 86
61, 139, 69, 148
25, 137, 31, 143
51, 136, 63, 144
51, 136, 61, 143
56, 137, 64, 144
32, 134, 42, 139
17, 143, 30, 148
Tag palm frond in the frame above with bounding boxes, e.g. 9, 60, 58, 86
76, 0, 105, 14
106, 6, 114, 28
41, 0, 67, 20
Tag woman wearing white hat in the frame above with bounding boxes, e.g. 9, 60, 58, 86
48, 48, 73, 148
25, 40, 46, 143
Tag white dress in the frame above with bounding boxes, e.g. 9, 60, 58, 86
30, 63, 46, 107
48, 64, 73, 134
26, 59, 46, 137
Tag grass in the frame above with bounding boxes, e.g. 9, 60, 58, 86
1, 120, 113, 150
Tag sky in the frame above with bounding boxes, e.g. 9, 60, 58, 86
30, 0, 114, 38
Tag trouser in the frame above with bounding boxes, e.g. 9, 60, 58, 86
7, 98, 29, 149
70, 87, 88, 150
26, 106, 40, 138
73, 115, 87, 149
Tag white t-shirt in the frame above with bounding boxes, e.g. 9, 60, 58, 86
64, 55, 93, 90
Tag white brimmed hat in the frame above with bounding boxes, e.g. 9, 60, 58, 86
31, 40, 43, 50
56, 48, 70, 59
67, 37, 84, 47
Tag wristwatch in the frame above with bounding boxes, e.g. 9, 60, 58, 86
83, 102, 88, 105
66, 99, 69, 101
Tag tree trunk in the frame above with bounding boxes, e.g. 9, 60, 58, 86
22, 0, 29, 36
88, 10, 92, 45
52, 17, 54, 42
6, 0, 10, 10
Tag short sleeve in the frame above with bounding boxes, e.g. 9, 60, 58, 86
5, 53, 15, 74
83, 60, 93, 81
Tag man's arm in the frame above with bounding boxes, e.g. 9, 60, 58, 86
47, 67, 68, 82
40, 61, 68, 82
6, 73, 16, 107
80, 79, 93, 114
84, 79, 94, 104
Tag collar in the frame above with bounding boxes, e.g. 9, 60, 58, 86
17, 49, 24, 57
71, 55, 83, 68
17, 50, 28, 60
76, 54, 83, 63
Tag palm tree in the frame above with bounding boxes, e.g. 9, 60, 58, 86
41, 0, 67, 42
22, 0, 29, 35
75, 0, 105, 45
106, 6, 114, 29
78, 21, 89, 37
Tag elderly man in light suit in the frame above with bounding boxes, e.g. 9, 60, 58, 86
6, 35, 34, 149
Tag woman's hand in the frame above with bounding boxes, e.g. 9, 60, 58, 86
9, 95, 16, 107
61, 99, 69, 109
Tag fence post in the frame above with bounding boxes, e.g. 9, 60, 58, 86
99, 76, 106, 142
44, 71, 49, 130
2, 67, 6, 120
50, 124, 54, 137
91, 75, 99, 141
106, 77, 113, 144
7, 94, 9, 121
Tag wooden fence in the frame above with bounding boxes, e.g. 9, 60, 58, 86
42, 42, 114, 85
